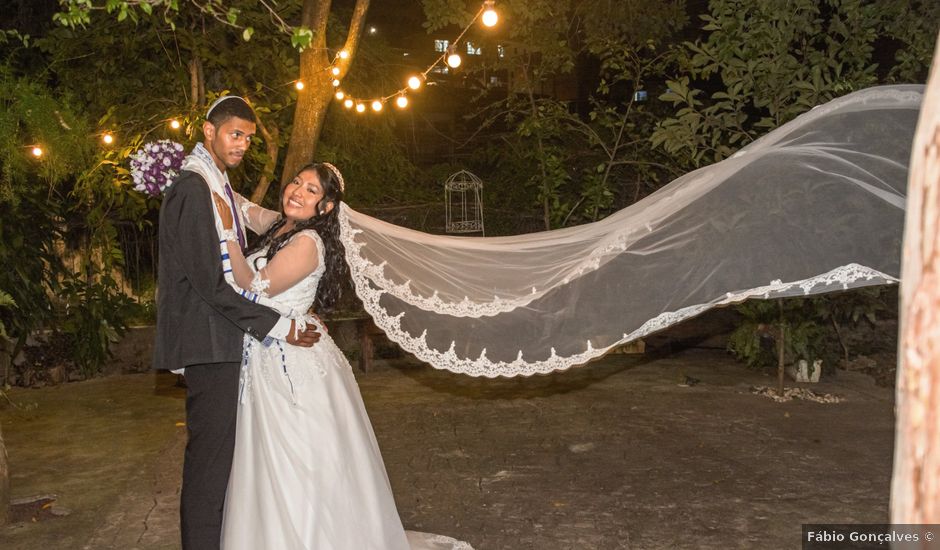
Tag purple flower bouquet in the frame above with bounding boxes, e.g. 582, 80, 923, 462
130, 140, 185, 197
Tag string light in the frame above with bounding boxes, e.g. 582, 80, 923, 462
482, 1, 498, 27
330, 2, 498, 116
17, 0, 498, 167
446, 45, 462, 68
17, 0, 500, 161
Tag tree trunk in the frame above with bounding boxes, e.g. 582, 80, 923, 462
891, 33, 940, 524
249, 114, 281, 204
0, 420, 9, 526
281, 69, 334, 185
281, 0, 370, 186
188, 56, 205, 110
777, 301, 785, 397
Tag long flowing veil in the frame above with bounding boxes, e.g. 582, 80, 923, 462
339, 84, 923, 378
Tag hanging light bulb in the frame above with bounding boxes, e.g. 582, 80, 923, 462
102, 132, 115, 145
355, 103, 366, 113
407, 75, 423, 90
331, 67, 340, 76
371, 100, 383, 112
482, 1, 498, 27
395, 95, 409, 109
295, 80, 305, 91
169, 119, 181, 130
344, 98, 354, 109
446, 45, 462, 68
31, 146, 43, 158
335, 90, 345, 100
338, 49, 349, 60
332, 79, 341, 87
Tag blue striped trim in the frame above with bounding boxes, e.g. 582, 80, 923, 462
221, 253, 230, 260
223, 268, 232, 274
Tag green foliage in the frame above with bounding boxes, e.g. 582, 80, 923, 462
0, 30, 29, 47
317, 116, 424, 207
727, 287, 892, 371
817, 287, 889, 328
653, 0, 934, 370
0, 290, 15, 338
0, 0, 430, 380
291, 26, 314, 51
727, 298, 827, 369
0, 183, 64, 347
55, 0, 305, 47
652, 0, 940, 170
41, 1, 297, 190
0, 64, 146, 375
420, 0, 687, 229
55, 0, 180, 29
58, 275, 138, 376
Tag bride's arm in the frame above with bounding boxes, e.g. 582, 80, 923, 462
249, 234, 321, 297
213, 193, 320, 298
224, 240, 257, 291
234, 191, 282, 235
212, 193, 257, 291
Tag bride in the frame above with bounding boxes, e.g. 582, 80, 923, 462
210, 162, 471, 549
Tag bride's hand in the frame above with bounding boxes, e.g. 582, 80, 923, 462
211, 192, 234, 230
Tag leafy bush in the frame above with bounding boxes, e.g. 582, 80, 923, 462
0, 67, 144, 379
727, 298, 827, 369
58, 275, 140, 377
727, 288, 892, 372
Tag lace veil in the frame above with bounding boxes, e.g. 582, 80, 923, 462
339, 85, 924, 377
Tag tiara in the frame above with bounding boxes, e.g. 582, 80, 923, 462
322, 162, 345, 193
206, 95, 248, 119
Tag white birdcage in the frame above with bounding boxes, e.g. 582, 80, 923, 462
444, 170, 485, 235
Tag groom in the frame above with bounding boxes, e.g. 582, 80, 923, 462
153, 96, 320, 550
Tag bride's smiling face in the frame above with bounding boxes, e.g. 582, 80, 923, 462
282, 168, 333, 222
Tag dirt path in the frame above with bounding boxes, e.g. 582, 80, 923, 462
0, 349, 895, 549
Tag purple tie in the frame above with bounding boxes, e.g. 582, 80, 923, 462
223, 181, 247, 249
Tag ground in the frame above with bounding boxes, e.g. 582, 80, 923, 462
0, 344, 895, 550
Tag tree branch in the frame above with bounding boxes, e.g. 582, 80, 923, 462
250, 114, 280, 204
335, 0, 370, 79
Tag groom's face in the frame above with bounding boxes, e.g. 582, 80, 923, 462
203, 116, 256, 171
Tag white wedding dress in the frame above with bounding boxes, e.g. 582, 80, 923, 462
220, 229, 471, 550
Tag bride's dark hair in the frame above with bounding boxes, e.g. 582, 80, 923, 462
245, 163, 349, 313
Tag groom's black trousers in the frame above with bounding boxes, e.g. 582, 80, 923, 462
180, 362, 240, 550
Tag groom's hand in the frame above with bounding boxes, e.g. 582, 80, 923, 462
309, 312, 328, 334
286, 318, 321, 347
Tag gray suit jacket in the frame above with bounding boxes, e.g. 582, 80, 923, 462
152, 170, 280, 370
